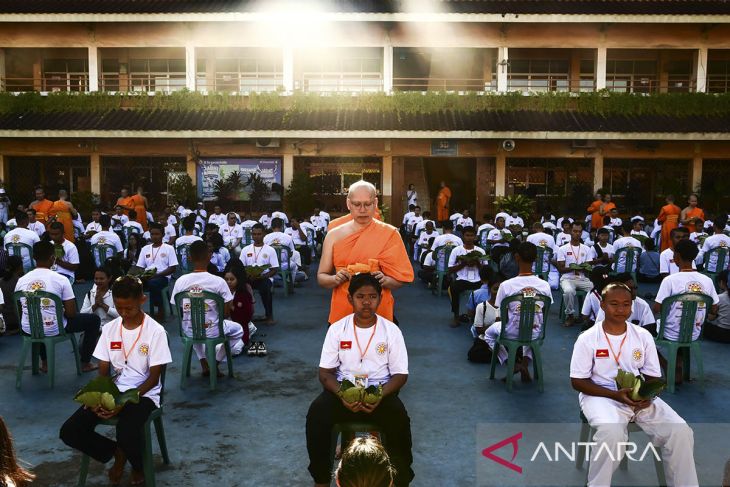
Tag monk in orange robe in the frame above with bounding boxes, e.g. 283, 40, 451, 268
116, 187, 135, 216
318, 180, 414, 324
680, 193, 705, 235
586, 191, 616, 230
327, 207, 382, 231
658, 195, 681, 251
436, 181, 451, 223
29, 186, 54, 227
130, 186, 149, 231
47, 189, 77, 242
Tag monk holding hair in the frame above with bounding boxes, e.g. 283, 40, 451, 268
318, 181, 414, 325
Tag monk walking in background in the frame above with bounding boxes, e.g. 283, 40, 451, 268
658, 194, 681, 251
680, 193, 705, 235
48, 189, 77, 242
436, 181, 451, 225
586, 190, 616, 230
130, 186, 149, 231
318, 180, 414, 324
116, 186, 135, 216
29, 186, 54, 228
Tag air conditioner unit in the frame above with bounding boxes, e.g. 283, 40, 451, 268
256, 138, 280, 148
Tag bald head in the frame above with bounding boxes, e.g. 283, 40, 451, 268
346, 180, 378, 224
347, 180, 377, 200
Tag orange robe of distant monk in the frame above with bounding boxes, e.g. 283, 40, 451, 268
658, 203, 681, 252
329, 219, 414, 324
587, 200, 616, 230
31, 198, 54, 227
116, 196, 135, 216
683, 207, 705, 234
437, 187, 451, 222
130, 194, 148, 231
48, 200, 75, 242
327, 208, 382, 231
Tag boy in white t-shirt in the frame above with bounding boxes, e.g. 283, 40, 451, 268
135, 223, 178, 321
612, 222, 642, 274
306, 273, 413, 487
484, 242, 552, 382
170, 240, 244, 378
4, 210, 41, 270
49, 222, 80, 283
239, 223, 279, 325
696, 215, 730, 273
447, 227, 486, 327
220, 212, 244, 257
26, 208, 46, 237
60, 275, 172, 487
659, 227, 695, 277
89, 214, 124, 266
557, 222, 596, 326
570, 283, 697, 487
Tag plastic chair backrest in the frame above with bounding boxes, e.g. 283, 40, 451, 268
704, 246, 730, 274
91, 243, 116, 268
5, 242, 34, 271
614, 246, 642, 274
658, 292, 713, 343
498, 291, 551, 342
176, 244, 194, 273
534, 246, 553, 276
243, 227, 253, 246
271, 245, 291, 271
13, 290, 66, 339
478, 229, 491, 250
306, 228, 316, 248
433, 245, 454, 273
174, 290, 225, 341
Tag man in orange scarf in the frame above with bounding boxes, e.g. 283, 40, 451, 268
29, 186, 54, 228
586, 191, 616, 230
658, 194, 681, 252
436, 181, 451, 224
318, 181, 414, 324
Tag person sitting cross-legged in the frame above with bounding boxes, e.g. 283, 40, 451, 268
306, 273, 414, 487
557, 222, 596, 327
60, 275, 172, 487
170, 240, 244, 377
483, 242, 552, 382
447, 226, 486, 328
240, 223, 279, 325
16, 240, 101, 373
134, 223, 178, 322
570, 282, 698, 487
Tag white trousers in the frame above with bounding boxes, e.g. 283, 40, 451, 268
560, 276, 594, 316
484, 322, 533, 364
192, 319, 244, 362
580, 394, 698, 487
548, 268, 560, 290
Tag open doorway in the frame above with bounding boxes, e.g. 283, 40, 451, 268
424, 157, 477, 216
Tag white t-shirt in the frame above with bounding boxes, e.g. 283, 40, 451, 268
167, 214, 178, 227
473, 301, 499, 329
487, 228, 511, 248
136, 243, 179, 278
111, 214, 129, 232
271, 211, 289, 224
477, 223, 495, 235
3, 227, 40, 268
581, 290, 603, 321
240, 243, 280, 280
16, 268, 73, 335
93, 315, 172, 407
52, 240, 80, 279
494, 275, 553, 340
612, 236, 642, 272
259, 214, 272, 228
690, 231, 708, 245
610, 217, 622, 227
448, 245, 486, 282
526, 232, 558, 271
319, 314, 408, 386
406, 189, 418, 207
596, 296, 655, 328
401, 211, 415, 226
285, 226, 308, 246
430, 233, 462, 251
170, 272, 234, 338
162, 224, 177, 244
208, 213, 227, 227
220, 223, 244, 247
455, 216, 473, 228
697, 233, 730, 272
85, 221, 102, 234
90, 230, 124, 258
414, 219, 433, 235
27, 221, 46, 236
123, 221, 144, 235
594, 242, 615, 260
175, 234, 203, 249
659, 248, 697, 275
416, 230, 438, 249
655, 271, 719, 341
310, 215, 326, 230
555, 232, 571, 247
631, 230, 649, 239
264, 231, 295, 252
449, 212, 462, 223
240, 219, 258, 229
570, 321, 661, 398
557, 243, 596, 279
406, 215, 424, 233
505, 216, 524, 228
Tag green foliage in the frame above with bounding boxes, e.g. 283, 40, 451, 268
213, 171, 245, 205
284, 171, 316, 215
245, 173, 271, 212
70, 191, 99, 217
167, 173, 197, 208
494, 194, 535, 220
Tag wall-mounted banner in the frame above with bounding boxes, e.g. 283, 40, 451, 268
197, 158, 282, 201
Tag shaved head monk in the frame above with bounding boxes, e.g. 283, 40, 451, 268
318, 180, 414, 324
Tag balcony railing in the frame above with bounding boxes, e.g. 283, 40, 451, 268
195, 72, 284, 93
393, 77, 493, 92
99, 74, 186, 93
299, 72, 383, 93
507, 75, 595, 92
1, 74, 89, 92
708, 74, 730, 93
605, 76, 695, 93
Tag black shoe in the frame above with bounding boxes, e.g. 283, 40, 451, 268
247, 342, 259, 356
256, 342, 268, 356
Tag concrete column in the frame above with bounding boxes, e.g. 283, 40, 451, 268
33, 51, 42, 91
0, 155, 6, 183
570, 50, 582, 92
497, 46, 509, 92
88, 46, 99, 92
382, 154, 393, 197
383, 45, 393, 93
0, 49, 5, 91
90, 153, 101, 194
596, 47, 607, 90
476, 157, 495, 218
692, 152, 703, 193
658, 51, 669, 94
186, 150, 197, 182
185, 45, 196, 91
283, 47, 294, 93
483, 49, 494, 91
695, 47, 708, 93
205, 57, 216, 92
593, 150, 604, 192
391, 157, 405, 225
495, 152, 506, 196
283, 152, 294, 191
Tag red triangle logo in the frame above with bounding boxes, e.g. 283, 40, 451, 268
481, 432, 523, 474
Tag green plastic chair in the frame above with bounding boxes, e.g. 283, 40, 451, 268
77, 365, 170, 487
144, 281, 172, 320
242, 227, 253, 247
612, 246, 642, 282
14, 290, 81, 389
477, 228, 492, 251
124, 227, 141, 248
271, 244, 293, 296
700, 246, 729, 291
489, 291, 551, 392
534, 246, 553, 282
432, 244, 455, 297
5, 241, 34, 273
306, 227, 317, 258
175, 290, 234, 391
558, 288, 588, 322
90, 243, 117, 268
176, 244, 195, 274
657, 292, 713, 393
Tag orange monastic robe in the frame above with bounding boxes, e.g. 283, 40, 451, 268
436, 187, 452, 222
329, 219, 414, 324
116, 196, 135, 216
684, 207, 705, 234
658, 203, 681, 252
327, 209, 382, 231
31, 199, 54, 227
587, 200, 616, 230
48, 200, 74, 242
130, 194, 148, 231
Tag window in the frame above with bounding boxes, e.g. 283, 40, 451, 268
603, 159, 690, 210
606, 59, 658, 93
665, 60, 692, 92
42, 58, 88, 92
506, 159, 592, 197
197, 56, 283, 93
300, 48, 383, 93
508, 59, 570, 92
128, 58, 186, 92
101, 157, 186, 209
708, 59, 730, 93
297, 157, 382, 196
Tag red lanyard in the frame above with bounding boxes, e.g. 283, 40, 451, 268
354, 320, 377, 364
150, 244, 162, 264
120, 317, 145, 364
603, 328, 627, 366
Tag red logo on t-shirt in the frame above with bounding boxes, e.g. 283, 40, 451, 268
595, 349, 609, 358
567, 252, 573, 256
110, 341, 122, 350
340, 341, 352, 350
